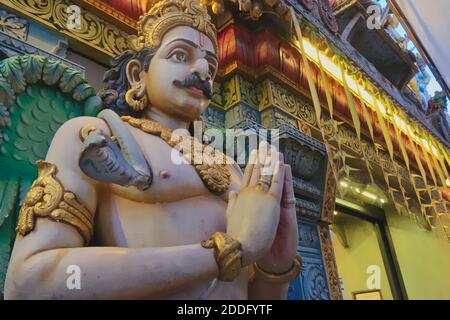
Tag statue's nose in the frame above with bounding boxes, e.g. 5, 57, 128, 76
191, 58, 210, 81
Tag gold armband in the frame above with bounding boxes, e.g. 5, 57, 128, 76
253, 255, 303, 284
16, 161, 94, 244
201, 232, 242, 282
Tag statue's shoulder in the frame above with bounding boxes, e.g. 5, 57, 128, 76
46, 116, 110, 167
50, 116, 110, 148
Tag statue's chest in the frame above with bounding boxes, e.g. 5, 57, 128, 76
108, 129, 212, 204
94, 127, 232, 247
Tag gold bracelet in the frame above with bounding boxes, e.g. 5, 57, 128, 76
253, 255, 303, 284
201, 232, 242, 282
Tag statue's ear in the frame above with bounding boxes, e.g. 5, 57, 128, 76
126, 59, 144, 87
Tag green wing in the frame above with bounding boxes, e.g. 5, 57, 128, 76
0, 55, 103, 296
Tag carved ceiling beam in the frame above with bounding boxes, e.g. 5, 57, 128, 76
0, 0, 130, 65
71, 0, 138, 33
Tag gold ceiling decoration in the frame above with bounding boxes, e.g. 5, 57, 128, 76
0, 0, 130, 64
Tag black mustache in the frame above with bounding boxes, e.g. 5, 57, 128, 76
173, 73, 212, 99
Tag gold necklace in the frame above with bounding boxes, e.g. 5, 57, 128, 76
122, 116, 231, 194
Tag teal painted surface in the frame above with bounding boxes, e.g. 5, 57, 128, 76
0, 55, 103, 294
0, 177, 19, 299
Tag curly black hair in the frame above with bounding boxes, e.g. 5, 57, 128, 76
100, 48, 156, 117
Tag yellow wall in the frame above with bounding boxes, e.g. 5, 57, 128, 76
385, 205, 450, 300
332, 214, 393, 300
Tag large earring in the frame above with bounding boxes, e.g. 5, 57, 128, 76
125, 84, 148, 111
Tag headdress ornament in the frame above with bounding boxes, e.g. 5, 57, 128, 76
128, 0, 218, 53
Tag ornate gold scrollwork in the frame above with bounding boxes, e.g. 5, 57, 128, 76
1, 0, 129, 60
16, 161, 94, 244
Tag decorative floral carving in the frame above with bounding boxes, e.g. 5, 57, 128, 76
258, 80, 272, 109
211, 82, 223, 107
273, 109, 298, 128
319, 0, 339, 33
222, 76, 240, 110
1, 0, 129, 59
0, 10, 29, 40
296, 198, 321, 219
239, 76, 259, 108
203, 106, 225, 128
281, 139, 322, 180
321, 163, 336, 224
226, 104, 259, 128
299, 222, 320, 248
298, 120, 312, 137
74, 0, 138, 30
318, 224, 342, 300
302, 263, 329, 300
293, 176, 321, 197
264, 80, 317, 126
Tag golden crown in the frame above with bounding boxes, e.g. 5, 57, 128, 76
128, 0, 218, 53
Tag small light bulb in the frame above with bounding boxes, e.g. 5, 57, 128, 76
339, 181, 349, 187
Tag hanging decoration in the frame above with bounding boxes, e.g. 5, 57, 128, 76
288, 5, 450, 239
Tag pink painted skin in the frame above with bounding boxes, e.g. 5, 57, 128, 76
159, 170, 170, 179
257, 165, 299, 274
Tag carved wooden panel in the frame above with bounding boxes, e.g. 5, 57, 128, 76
318, 223, 342, 300
321, 162, 337, 224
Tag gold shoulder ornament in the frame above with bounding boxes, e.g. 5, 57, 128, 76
16, 161, 94, 244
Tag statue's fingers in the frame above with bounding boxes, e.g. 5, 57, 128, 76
242, 149, 257, 188
249, 142, 268, 187
226, 190, 239, 221
269, 153, 285, 201
283, 164, 295, 200
262, 145, 282, 176
281, 164, 297, 210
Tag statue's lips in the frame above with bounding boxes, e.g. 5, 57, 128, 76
184, 86, 207, 98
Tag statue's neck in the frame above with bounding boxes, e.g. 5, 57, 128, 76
142, 108, 189, 130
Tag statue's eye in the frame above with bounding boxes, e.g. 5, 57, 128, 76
169, 50, 187, 63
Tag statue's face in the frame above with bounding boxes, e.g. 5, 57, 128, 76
142, 25, 217, 122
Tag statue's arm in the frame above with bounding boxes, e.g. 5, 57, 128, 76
4, 117, 219, 300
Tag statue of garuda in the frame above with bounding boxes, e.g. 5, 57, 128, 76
3, 0, 300, 299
